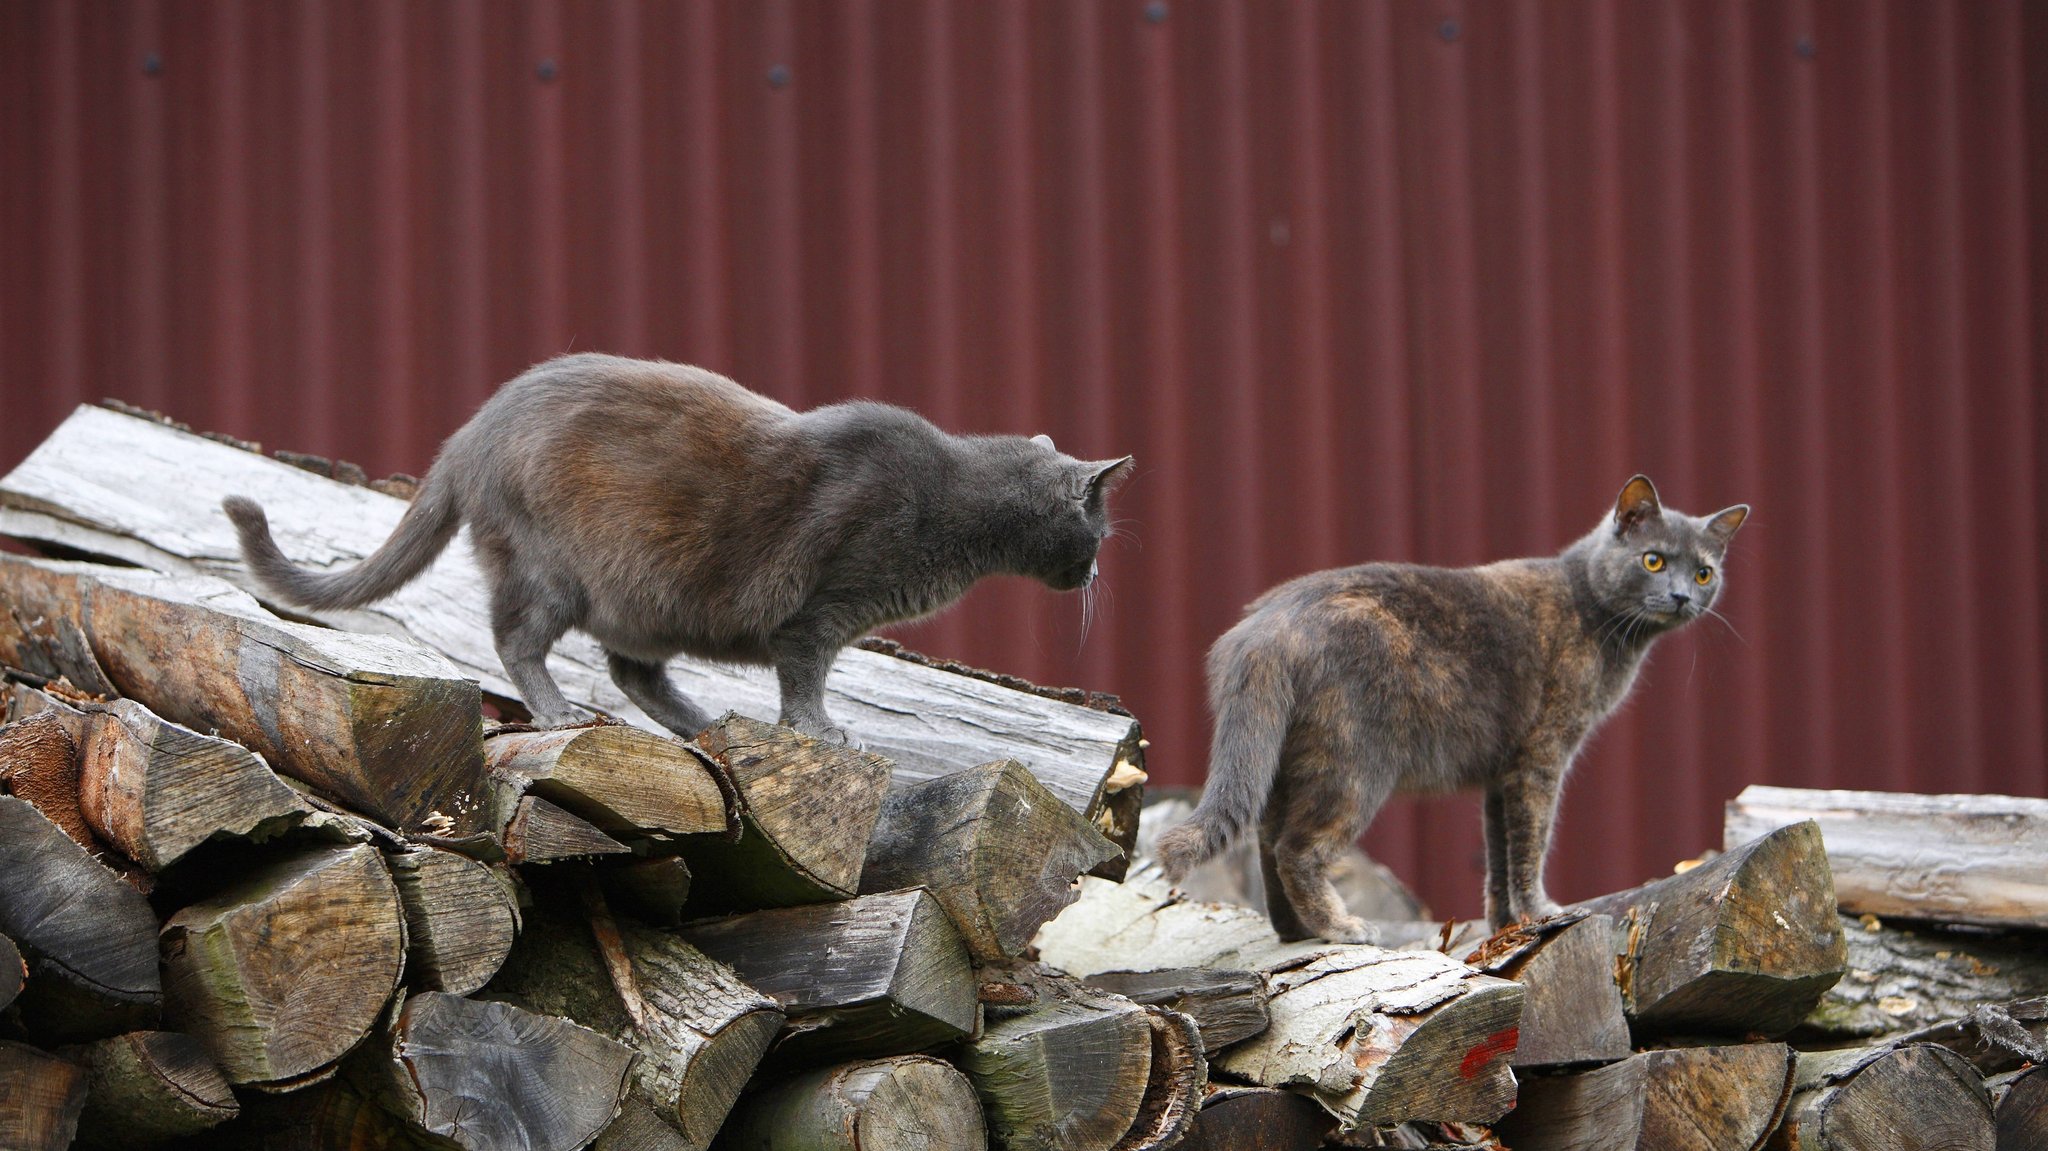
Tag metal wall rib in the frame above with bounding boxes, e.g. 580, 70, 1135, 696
2, 0, 2043, 915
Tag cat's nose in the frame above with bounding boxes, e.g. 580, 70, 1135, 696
1671, 593, 1691, 609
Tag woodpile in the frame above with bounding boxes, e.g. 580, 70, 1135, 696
0, 405, 2039, 1150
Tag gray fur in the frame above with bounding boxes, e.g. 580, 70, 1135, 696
224, 353, 1132, 743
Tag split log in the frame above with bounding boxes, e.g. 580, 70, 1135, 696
0, 932, 22, 1012
1494, 1042, 1795, 1151
1462, 914, 1631, 1069
1991, 1066, 2048, 1151
1769, 1043, 1995, 1151
1579, 820, 1846, 1037
957, 977, 1157, 1151
0, 794, 160, 1042
1801, 914, 2048, 1041
385, 847, 521, 996
680, 715, 890, 911
594, 1098, 697, 1151
1174, 1085, 1333, 1151
1035, 877, 1524, 1128
161, 843, 406, 1086
0, 403, 1142, 820
77, 698, 313, 870
1082, 967, 1270, 1052
1728, 786, 2048, 930
213, 1075, 442, 1151
0, 709, 101, 854
353, 991, 636, 1151
0, 555, 487, 835
599, 856, 694, 926
1118, 1003, 1207, 1151
64, 1030, 238, 1148
678, 888, 977, 1065
715, 1055, 989, 1151
0, 1039, 89, 1151
503, 793, 632, 864
862, 760, 1120, 962
482, 886, 783, 1151
484, 723, 732, 847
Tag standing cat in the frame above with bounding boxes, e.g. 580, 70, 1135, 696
1155, 476, 1748, 941
224, 353, 1132, 744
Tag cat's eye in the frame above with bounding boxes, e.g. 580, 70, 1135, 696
1694, 565, 1713, 585
1641, 553, 1664, 573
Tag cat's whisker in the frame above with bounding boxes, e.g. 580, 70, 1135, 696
1702, 606, 1747, 646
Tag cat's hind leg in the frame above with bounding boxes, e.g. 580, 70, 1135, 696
1256, 773, 1316, 942
606, 650, 714, 739
488, 571, 585, 728
1267, 761, 1393, 945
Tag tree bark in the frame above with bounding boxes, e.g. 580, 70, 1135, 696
160, 843, 406, 1086
77, 698, 313, 870
385, 847, 521, 996
483, 723, 733, 848
680, 715, 892, 912
63, 1030, 238, 1148
1082, 967, 1270, 1052
715, 1056, 989, 1151
1769, 1043, 1995, 1151
861, 760, 1121, 962
1035, 876, 1524, 1129
0, 404, 1143, 821
1893, 998, 2048, 1076
352, 991, 636, 1151
1579, 820, 1847, 1038
1799, 915, 2048, 1042
0, 555, 487, 836
1174, 1085, 1333, 1151
1990, 1066, 2048, 1151
679, 888, 978, 1066
0, 1039, 89, 1151
1495, 1042, 1795, 1151
1727, 786, 2048, 930
482, 883, 783, 1151
0, 795, 160, 1043
1115, 1003, 1207, 1151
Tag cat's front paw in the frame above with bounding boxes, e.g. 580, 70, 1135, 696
1519, 897, 1566, 924
1313, 914, 1380, 946
530, 705, 596, 729
786, 716, 860, 749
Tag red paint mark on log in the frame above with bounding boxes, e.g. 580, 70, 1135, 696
1459, 1028, 1519, 1078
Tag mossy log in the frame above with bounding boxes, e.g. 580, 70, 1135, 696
1768, 1043, 1994, 1151
64, 1029, 238, 1148
861, 760, 1120, 962
483, 723, 733, 848
160, 843, 406, 1086
1580, 820, 1846, 1038
0, 1039, 89, 1151
385, 847, 521, 996
0, 795, 160, 1042
715, 1056, 989, 1151
0, 555, 487, 835
1495, 1042, 1795, 1151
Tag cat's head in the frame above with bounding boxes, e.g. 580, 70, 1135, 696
1004, 434, 1133, 591
1580, 475, 1748, 631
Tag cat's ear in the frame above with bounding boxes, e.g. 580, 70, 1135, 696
1704, 504, 1750, 548
1612, 475, 1662, 537
1031, 434, 1056, 451
1087, 456, 1134, 497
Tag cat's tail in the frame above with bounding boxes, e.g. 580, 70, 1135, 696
1153, 638, 1291, 882
222, 477, 463, 611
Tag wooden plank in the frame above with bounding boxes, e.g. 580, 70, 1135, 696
1727, 786, 2048, 930
0, 404, 1142, 816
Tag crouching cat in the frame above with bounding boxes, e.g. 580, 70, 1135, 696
225, 353, 1132, 744
1155, 476, 1748, 941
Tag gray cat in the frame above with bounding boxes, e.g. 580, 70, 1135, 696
1155, 476, 1747, 941
224, 353, 1132, 743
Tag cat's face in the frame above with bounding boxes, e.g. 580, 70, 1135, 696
1015, 435, 1133, 590
1583, 475, 1748, 631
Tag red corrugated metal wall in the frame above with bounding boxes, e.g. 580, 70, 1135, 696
3, 1, 2045, 917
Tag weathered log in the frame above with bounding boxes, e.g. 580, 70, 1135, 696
212, 1074, 442, 1151
862, 760, 1120, 962
0, 1039, 89, 1151
64, 1030, 238, 1148
1174, 1085, 1333, 1151
0, 708, 102, 855
680, 715, 890, 911
483, 723, 732, 848
1134, 792, 1428, 922
1495, 1042, 1795, 1151
1801, 914, 2048, 1041
599, 856, 694, 926
0, 932, 23, 1012
1462, 914, 1631, 1069
77, 698, 313, 870
385, 847, 521, 996
1082, 967, 1270, 1052
482, 886, 782, 1150
1117, 1003, 1207, 1151
958, 976, 1157, 1151
502, 793, 633, 864
161, 843, 405, 1086
1991, 1066, 2048, 1151
679, 888, 977, 1065
0, 555, 487, 835
1893, 998, 2048, 1076
1728, 786, 2048, 930
1035, 877, 1524, 1128
1769, 1043, 1995, 1151
0, 404, 1142, 819
0, 795, 160, 1042
352, 991, 635, 1151
1579, 820, 1846, 1037
715, 1055, 989, 1151
593, 1098, 697, 1151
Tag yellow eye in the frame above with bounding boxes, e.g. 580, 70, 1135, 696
1642, 553, 1664, 573
1695, 565, 1713, 585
